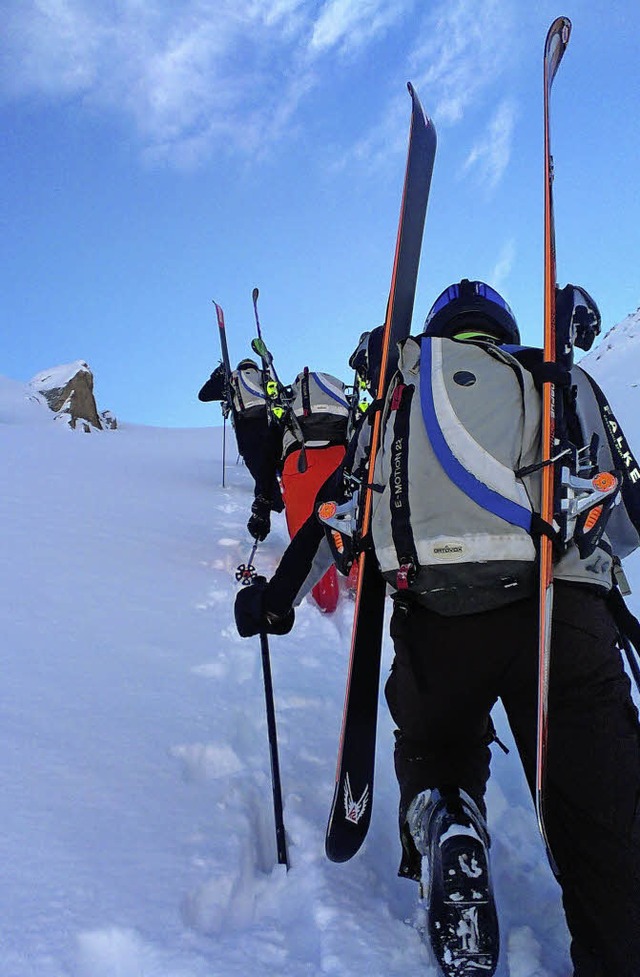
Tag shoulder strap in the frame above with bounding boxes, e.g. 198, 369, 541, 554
578, 368, 640, 533
301, 367, 311, 416
387, 383, 419, 588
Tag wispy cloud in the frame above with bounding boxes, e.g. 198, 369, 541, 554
0, 0, 517, 175
461, 98, 517, 193
0, 1, 309, 165
332, 0, 517, 183
308, 0, 408, 57
491, 238, 517, 291
410, 0, 516, 125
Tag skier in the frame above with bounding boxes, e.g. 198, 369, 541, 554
278, 368, 351, 612
198, 358, 284, 539
234, 280, 640, 977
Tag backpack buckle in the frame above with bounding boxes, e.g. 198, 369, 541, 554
390, 383, 406, 411
396, 561, 416, 590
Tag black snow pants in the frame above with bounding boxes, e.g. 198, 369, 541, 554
384, 581, 640, 977
234, 413, 284, 512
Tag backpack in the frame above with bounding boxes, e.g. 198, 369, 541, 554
282, 369, 350, 457
229, 364, 268, 417
369, 335, 640, 616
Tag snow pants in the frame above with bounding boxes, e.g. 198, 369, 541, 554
385, 581, 640, 977
234, 414, 283, 512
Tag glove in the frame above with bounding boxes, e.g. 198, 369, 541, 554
247, 496, 271, 541
211, 363, 226, 381
234, 576, 295, 638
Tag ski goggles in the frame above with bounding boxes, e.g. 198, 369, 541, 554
426, 281, 515, 325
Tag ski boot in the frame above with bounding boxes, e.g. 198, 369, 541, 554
407, 788, 499, 977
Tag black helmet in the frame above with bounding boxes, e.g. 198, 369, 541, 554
236, 358, 259, 371
423, 279, 520, 345
349, 325, 384, 391
556, 283, 601, 352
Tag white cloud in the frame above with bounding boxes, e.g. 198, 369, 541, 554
462, 98, 517, 193
0, 0, 318, 165
0, 0, 516, 172
410, 0, 516, 125
491, 238, 517, 291
329, 0, 517, 178
308, 0, 408, 57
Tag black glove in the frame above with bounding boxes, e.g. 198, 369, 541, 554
234, 576, 295, 638
247, 496, 271, 542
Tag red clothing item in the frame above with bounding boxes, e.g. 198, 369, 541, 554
281, 444, 346, 612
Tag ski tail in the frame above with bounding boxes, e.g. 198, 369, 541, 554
325, 83, 437, 863
251, 289, 309, 473
213, 301, 231, 374
536, 15, 571, 873
213, 300, 234, 411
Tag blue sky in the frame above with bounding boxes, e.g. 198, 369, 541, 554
2, 0, 639, 427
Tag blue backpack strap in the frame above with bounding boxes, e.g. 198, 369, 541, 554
420, 337, 532, 532
311, 371, 350, 407
238, 371, 266, 403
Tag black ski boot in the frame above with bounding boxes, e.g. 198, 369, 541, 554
407, 788, 499, 977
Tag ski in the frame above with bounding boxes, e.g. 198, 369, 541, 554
325, 83, 437, 862
213, 301, 234, 415
214, 301, 232, 381
213, 300, 235, 487
251, 288, 308, 473
536, 15, 571, 869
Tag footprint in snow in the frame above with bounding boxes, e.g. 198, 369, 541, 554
170, 742, 245, 783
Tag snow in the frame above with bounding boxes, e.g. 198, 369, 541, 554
2, 314, 639, 977
29, 361, 92, 394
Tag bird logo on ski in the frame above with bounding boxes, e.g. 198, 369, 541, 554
325, 82, 437, 863
343, 773, 369, 824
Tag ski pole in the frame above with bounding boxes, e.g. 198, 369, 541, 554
259, 627, 289, 869
235, 540, 259, 585
222, 412, 227, 488
235, 544, 289, 868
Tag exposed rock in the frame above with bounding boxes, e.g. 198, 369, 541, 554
28, 361, 117, 431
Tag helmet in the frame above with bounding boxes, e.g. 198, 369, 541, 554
236, 358, 259, 371
556, 283, 601, 351
423, 279, 520, 345
349, 325, 384, 391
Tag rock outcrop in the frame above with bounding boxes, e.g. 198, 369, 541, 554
29, 361, 117, 431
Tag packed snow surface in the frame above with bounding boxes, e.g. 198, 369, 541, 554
2, 315, 639, 977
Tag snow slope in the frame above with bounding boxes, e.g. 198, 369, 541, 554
2, 314, 639, 977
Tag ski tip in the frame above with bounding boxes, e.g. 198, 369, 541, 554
252, 287, 259, 302
545, 16, 572, 53
406, 81, 436, 137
